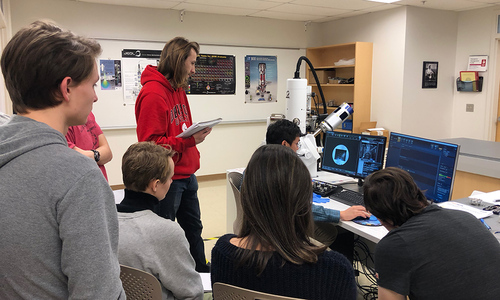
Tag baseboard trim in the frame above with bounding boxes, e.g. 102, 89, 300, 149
110, 184, 125, 191
109, 173, 226, 190
197, 173, 227, 182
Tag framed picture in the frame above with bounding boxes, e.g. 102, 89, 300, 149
422, 61, 438, 89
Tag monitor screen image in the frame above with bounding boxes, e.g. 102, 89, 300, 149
385, 132, 460, 203
321, 131, 387, 180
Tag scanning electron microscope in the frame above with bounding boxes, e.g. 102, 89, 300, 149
270, 56, 353, 177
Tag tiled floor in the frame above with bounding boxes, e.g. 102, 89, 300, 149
197, 177, 376, 300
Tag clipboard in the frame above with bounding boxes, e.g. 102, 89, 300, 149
176, 118, 222, 138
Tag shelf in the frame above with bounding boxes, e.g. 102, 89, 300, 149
313, 65, 355, 70
306, 42, 372, 133
309, 84, 354, 87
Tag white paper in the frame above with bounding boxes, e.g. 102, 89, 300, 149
366, 127, 386, 131
176, 118, 222, 138
438, 201, 493, 219
198, 272, 212, 292
469, 190, 500, 205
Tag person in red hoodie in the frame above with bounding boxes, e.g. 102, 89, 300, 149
135, 37, 212, 272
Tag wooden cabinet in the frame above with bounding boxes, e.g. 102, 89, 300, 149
306, 42, 373, 133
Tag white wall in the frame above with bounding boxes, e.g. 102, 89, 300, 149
9, 1, 500, 184
453, 6, 500, 140
402, 7, 458, 139
10, 0, 321, 185
320, 7, 407, 133
321, 6, 500, 141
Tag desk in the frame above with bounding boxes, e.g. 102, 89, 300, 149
442, 138, 500, 199
226, 169, 389, 242
226, 170, 500, 243
454, 197, 500, 243
313, 173, 389, 244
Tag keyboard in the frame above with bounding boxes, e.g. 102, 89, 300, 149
330, 189, 365, 207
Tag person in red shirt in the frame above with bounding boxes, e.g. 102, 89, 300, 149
135, 37, 211, 272
66, 111, 113, 181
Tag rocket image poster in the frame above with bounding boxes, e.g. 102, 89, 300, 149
244, 55, 277, 103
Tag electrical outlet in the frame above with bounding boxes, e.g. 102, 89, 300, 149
466, 104, 474, 112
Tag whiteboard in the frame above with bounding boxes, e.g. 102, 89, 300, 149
93, 39, 305, 129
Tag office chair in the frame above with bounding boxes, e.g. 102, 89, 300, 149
228, 171, 243, 235
119, 264, 162, 300
213, 282, 305, 300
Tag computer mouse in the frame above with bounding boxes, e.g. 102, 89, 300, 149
353, 215, 370, 221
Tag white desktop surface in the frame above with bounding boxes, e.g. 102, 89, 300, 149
314, 171, 389, 243
315, 197, 388, 244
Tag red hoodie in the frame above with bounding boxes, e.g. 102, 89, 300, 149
135, 65, 200, 179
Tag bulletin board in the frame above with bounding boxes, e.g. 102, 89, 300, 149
93, 38, 305, 129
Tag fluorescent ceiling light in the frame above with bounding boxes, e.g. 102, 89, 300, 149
365, 0, 401, 3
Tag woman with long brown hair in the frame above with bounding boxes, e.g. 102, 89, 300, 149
211, 144, 356, 300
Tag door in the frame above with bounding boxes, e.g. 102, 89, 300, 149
497, 83, 500, 141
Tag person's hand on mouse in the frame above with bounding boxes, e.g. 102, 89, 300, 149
340, 205, 370, 221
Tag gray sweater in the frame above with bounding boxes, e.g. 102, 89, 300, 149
118, 208, 204, 300
0, 115, 125, 299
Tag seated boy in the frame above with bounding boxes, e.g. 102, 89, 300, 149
364, 167, 500, 299
117, 142, 204, 300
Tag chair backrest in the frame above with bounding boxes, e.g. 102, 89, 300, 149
120, 264, 162, 300
228, 171, 243, 235
213, 282, 305, 300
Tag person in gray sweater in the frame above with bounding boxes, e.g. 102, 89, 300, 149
117, 142, 204, 300
0, 111, 10, 125
0, 21, 124, 299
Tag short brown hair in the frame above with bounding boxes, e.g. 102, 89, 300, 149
122, 142, 175, 192
157, 37, 199, 90
1, 20, 102, 114
363, 167, 429, 227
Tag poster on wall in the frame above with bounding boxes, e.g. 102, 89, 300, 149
187, 54, 235, 94
121, 49, 161, 104
422, 61, 438, 89
99, 59, 122, 90
244, 55, 278, 103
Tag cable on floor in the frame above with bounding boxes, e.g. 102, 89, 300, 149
353, 237, 378, 300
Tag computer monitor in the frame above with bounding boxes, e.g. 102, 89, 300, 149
385, 132, 460, 203
321, 131, 387, 181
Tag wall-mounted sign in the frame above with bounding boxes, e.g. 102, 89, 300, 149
468, 55, 488, 72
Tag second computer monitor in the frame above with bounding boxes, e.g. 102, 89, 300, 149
385, 132, 460, 203
322, 131, 387, 180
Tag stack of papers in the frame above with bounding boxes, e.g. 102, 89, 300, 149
469, 190, 500, 205
176, 118, 222, 138
438, 201, 493, 219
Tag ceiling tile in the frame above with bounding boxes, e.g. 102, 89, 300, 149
173, 2, 260, 15
248, 10, 325, 21
268, 3, 350, 16
71, 0, 500, 22
80, 0, 181, 9
290, 0, 387, 10
185, 0, 281, 10
397, 0, 494, 11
